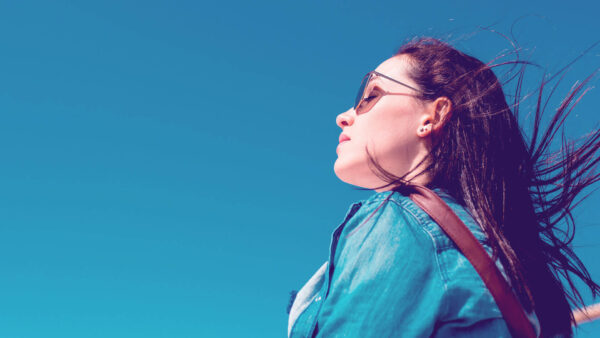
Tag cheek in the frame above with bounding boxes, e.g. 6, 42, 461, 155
367, 133, 409, 162
367, 113, 416, 152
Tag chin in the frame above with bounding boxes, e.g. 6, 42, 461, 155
333, 159, 354, 184
333, 160, 384, 190
333, 158, 356, 185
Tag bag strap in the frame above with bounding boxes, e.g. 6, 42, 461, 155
408, 185, 536, 338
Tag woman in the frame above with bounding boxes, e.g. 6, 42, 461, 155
287, 38, 600, 337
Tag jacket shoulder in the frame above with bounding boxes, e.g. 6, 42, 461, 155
388, 191, 509, 325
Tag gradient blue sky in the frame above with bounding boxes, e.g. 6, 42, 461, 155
1, 1, 599, 337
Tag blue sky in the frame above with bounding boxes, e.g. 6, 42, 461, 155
1, 0, 599, 337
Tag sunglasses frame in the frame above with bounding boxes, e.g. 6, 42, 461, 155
354, 70, 428, 112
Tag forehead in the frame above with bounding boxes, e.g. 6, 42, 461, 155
372, 55, 414, 87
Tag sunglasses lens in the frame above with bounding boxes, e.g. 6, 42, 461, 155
354, 74, 370, 110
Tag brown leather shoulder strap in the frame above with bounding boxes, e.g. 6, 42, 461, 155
408, 185, 536, 338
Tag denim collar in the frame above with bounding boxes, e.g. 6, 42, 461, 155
358, 187, 456, 205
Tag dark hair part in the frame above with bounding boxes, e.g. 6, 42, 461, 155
372, 37, 600, 336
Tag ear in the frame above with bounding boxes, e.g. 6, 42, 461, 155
416, 97, 452, 138
431, 97, 452, 132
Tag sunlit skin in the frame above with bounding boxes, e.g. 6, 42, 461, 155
334, 55, 451, 191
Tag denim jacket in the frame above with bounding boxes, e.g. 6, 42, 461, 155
288, 190, 539, 337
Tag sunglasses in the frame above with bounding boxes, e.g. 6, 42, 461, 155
354, 71, 425, 114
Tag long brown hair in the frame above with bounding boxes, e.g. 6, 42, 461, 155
371, 37, 600, 337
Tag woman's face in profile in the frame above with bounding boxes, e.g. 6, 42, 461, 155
334, 55, 432, 190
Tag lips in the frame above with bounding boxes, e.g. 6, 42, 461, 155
339, 134, 350, 144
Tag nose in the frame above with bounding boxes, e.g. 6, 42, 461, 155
336, 107, 355, 128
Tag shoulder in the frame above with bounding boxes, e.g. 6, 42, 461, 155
339, 189, 499, 294
332, 190, 524, 335
391, 189, 508, 324
346, 190, 486, 258
334, 191, 448, 296
342, 191, 441, 258
321, 192, 448, 336
314, 190, 515, 336
332, 191, 446, 288
384, 190, 507, 319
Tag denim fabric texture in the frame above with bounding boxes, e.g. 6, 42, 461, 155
288, 189, 539, 337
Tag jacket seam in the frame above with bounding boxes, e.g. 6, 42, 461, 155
389, 198, 450, 316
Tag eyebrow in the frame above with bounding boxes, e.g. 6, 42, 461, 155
368, 76, 384, 88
